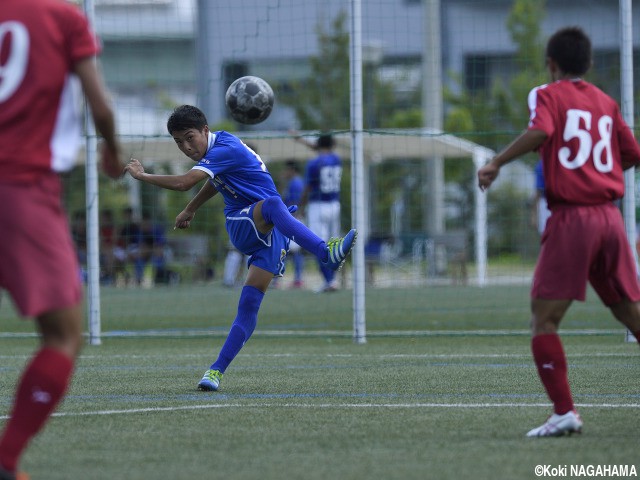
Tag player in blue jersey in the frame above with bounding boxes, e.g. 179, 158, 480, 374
124, 105, 356, 391
282, 160, 306, 288
532, 160, 550, 236
293, 132, 343, 292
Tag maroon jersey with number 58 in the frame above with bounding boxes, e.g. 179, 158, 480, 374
527, 79, 640, 209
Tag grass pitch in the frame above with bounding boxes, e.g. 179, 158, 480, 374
1, 284, 638, 479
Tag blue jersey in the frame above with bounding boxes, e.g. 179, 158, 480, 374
284, 175, 304, 207
192, 131, 280, 215
305, 152, 342, 202
535, 159, 545, 194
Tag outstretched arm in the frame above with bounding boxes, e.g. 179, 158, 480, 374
289, 129, 317, 151
125, 158, 208, 191
478, 129, 547, 191
175, 180, 219, 229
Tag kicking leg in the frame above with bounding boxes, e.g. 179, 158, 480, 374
257, 196, 356, 271
257, 196, 327, 260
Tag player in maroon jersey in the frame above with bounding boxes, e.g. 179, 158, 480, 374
0, 1, 124, 478
478, 26, 640, 437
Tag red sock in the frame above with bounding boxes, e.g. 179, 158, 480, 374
531, 334, 574, 415
0, 348, 73, 472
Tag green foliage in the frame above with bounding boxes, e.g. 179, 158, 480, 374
487, 183, 538, 259
444, 106, 474, 134
504, 0, 547, 128
439, 0, 549, 258
62, 167, 130, 220
279, 10, 351, 130
279, 9, 423, 131
444, 0, 547, 153
383, 108, 423, 129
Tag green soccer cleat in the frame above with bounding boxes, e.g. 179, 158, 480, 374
197, 369, 223, 391
321, 229, 357, 272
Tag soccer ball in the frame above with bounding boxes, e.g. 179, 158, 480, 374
225, 76, 274, 125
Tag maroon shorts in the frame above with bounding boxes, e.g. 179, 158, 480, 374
0, 174, 82, 317
531, 202, 640, 305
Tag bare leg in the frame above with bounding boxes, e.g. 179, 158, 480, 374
36, 305, 84, 358
530, 298, 572, 335
609, 299, 640, 335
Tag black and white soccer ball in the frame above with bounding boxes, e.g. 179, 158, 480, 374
225, 76, 274, 125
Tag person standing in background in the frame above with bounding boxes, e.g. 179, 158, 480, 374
292, 132, 343, 292
531, 159, 551, 236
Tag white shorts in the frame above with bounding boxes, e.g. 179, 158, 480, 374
307, 200, 341, 241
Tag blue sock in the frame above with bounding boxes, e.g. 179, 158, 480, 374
293, 253, 304, 281
134, 258, 144, 282
319, 262, 335, 284
261, 196, 327, 262
211, 285, 264, 373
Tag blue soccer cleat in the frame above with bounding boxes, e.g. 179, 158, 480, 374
321, 229, 357, 272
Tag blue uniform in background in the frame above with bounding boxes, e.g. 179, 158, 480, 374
305, 150, 342, 290
534, 159, 551, 235
305, 152, 342, 203
285, 172, 304, 208
283, 163, 305, 286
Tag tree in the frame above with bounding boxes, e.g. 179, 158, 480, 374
441, 0, 547, 258
279, 9, 416, 131
444, 0, 547, 152
279, 10, 350, 130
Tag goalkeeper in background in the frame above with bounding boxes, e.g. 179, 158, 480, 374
478, 26, 640, 437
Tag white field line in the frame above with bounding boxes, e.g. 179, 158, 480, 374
0, 352, 636, 360
81, 352, 639, 360
0, 328, 625, 339
2, 402, 639, 421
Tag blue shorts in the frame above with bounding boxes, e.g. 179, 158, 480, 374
226, 204, 290, 277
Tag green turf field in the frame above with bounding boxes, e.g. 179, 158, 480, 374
1, 284, 638, 479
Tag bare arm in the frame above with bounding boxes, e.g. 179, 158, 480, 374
478, 129, 547, 191
124, 159, 209, 191
175, 180, 219, 229
74, 57, 124, 178
289, 129, 318, 151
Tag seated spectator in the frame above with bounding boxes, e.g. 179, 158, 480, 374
136, 212, 168, 285
99, 208, 119, 284
70, 210, 87, 280
113, 207, 141, 286
116, 206, 138, 274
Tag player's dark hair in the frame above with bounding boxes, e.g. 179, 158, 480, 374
546, 26, 591, 77
317, 133, 335, 149
285, 159, 299, 173
167, 105, 209, 134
